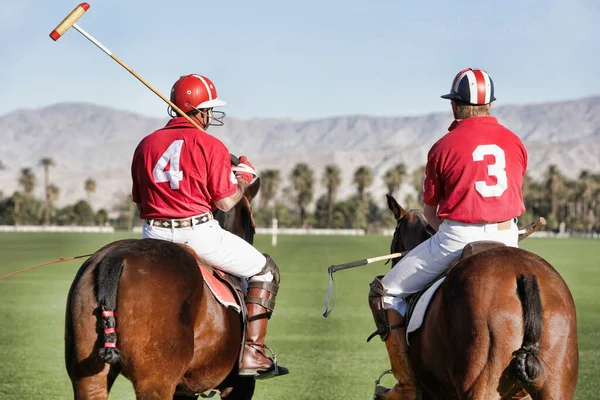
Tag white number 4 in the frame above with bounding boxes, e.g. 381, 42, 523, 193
472, 144, 507, 197
153, 140, 184, 189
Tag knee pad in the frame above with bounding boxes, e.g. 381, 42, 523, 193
368, 276, 389, 341
255, 254, 280, 284
246, 255, 280, 315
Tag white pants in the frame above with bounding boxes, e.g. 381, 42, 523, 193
381, 219, 519, 315
142, 219, 270, 281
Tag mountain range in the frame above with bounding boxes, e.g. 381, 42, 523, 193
0, 95, 599, 211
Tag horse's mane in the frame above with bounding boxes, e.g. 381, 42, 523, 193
389, 209, 432, 266
213, 196, 255, 245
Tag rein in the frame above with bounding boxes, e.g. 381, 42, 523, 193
0, 254, 93, 282
322, 251, 408, 317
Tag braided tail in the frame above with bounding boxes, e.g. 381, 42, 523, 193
512, 274, 543, 385
95, 254, 125, 364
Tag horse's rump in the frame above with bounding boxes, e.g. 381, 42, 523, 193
419, 246, 578, 397
65, 239, 246, 394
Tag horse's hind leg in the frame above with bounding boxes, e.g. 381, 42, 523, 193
133, 381, 177, 400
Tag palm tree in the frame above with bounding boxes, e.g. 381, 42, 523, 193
576, 171, 595, 232
411, 165, 426, 204
18, 168, 36, 198
321, 164, 342, 228
39, 157, 55, 225
84, 178, 97, 203
353, 166, 374, 201
383, 163, 407, 197
47, 184, 60, 224
260, 170, 281, 223
290, 163, 314, 227
12, 191, 24, 226
544, 164, 565, 226
259, 170, 281, 210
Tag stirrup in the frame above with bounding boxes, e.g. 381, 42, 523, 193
251, 344, 290, 380
199, 389, 219, 398
373, 369, 393, 400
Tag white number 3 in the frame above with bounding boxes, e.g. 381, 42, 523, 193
153, 140, 184, 189
472, 144, 507, 197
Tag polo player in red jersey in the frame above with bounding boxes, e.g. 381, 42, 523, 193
369, 68, 528, 399
131, 74, 288, 379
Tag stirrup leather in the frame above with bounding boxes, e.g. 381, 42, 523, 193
367, 323, 403, 343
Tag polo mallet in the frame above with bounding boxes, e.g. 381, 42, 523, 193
322, 251, 408, 317
322, 216, 547, 318
49, 3, 203, 131
50, 3, 254, 177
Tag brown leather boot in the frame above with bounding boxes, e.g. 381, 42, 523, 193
368, 277, 417, 400
374, 309, 418, 400
239, 281, 289, 378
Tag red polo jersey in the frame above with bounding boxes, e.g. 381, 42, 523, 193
131, 117, 238, 219
423, 116, 527, 223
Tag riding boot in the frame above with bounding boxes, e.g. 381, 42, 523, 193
369, 276, 417, 400
239, 281, 289, 378
374, 309, 418, 400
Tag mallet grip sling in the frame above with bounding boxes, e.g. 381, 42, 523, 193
49, 3, 90, 41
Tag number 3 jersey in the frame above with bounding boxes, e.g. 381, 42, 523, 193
423, 116, 527, 223
131, 117, 238, 219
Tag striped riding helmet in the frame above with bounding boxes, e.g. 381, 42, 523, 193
441, 68, 496, 105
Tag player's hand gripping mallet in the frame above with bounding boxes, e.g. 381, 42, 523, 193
49, 3, 204, 131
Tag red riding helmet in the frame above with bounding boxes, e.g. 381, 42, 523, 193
441, 68, 496, 105
170, 74, 227, 113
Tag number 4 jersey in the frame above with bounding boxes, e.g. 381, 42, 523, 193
131, 117, 238, 219
423, 116, 527, 223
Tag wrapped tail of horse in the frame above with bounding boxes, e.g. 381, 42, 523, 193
512, 274, 543, 388
95, 252, 126, 365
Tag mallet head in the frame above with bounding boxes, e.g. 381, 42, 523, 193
49, 2, 90, 41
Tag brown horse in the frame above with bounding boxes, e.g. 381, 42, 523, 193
382, 195, 579, 400
64, 179, 261, 400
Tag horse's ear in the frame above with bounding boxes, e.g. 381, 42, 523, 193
245, 178, 261, 202
386, 194, 407, 220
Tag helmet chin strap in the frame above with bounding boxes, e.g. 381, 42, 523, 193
168, 104, 226, 129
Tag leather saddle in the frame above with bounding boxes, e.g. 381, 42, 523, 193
179, 244, 249, 367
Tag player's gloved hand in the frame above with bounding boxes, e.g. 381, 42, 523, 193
235, 155, 257, 183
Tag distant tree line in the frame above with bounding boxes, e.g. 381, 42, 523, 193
0, 158, 134, 229
1, 158, 600, 233
255, 163, 600, 233
254, 162, 421, 231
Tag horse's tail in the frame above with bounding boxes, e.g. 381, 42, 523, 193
512, 274, 543, 385
96, 253, 125, 364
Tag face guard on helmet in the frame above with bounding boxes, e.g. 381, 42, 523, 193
441, 68, 496, 105
169, 74, 227, 128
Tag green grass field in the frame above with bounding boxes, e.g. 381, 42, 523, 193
0, 233, 598, 399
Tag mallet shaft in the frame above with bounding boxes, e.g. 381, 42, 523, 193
70, 23, 203, 130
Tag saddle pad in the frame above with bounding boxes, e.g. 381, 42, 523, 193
199, 265, 242, 313
406, 277, 446, 345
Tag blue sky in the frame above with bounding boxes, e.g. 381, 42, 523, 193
1, 0, 598, 120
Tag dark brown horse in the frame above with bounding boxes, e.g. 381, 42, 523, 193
64, 179, 261, 400
383, 194, 578, 400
